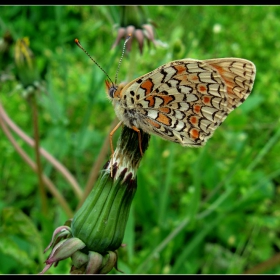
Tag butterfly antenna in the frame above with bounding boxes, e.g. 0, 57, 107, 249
74, 38, 114, 85
114, 34, 131, 85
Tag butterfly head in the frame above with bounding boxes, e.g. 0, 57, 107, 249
105, 79, 126, 100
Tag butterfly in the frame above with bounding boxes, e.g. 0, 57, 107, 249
75, 38, 256, 157
105, 58, 256, 155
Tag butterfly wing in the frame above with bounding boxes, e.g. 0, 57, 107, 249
119, 58, 256, 147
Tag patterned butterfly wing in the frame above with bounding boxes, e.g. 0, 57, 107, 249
117, 58, 256, 147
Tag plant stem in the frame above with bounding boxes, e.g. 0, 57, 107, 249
30, 94, 48, 215
0, 102, 83, 199
0, 114, 73, 217
243, 253, 280, 274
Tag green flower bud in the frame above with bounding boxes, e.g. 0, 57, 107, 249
71, 169, 136, 253
71, 250, 89, 269
39, 236, 86, 274
99, 251, 118, 274
14, 37, 40, 90
120, 6, 147, 28
85, 251, 103, 274
71, 126, 150, 254
46, 237, 86, 265
40, 126, 150, 274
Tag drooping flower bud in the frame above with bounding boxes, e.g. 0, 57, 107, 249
111, 6, 157, 54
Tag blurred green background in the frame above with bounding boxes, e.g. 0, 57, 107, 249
1, 5, 280, 274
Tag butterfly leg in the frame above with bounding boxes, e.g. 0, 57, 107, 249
109, 121, 123, 176
131, 126, 143, 156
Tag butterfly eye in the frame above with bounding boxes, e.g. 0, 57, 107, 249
109, 86, 117, 98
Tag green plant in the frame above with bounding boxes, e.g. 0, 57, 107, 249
1, 6, 280, 274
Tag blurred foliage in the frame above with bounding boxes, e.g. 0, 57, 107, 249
1, 5, 280, 274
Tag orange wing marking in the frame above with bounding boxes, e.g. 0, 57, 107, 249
210, 64, 235, 95
147, 118, 161, 128
199, 85, 207, 93
193, 105, 201, 114
203, 96, 211, 105
145, 96, 155, 107
190, 116, 198, 125
174, 65, 187, 75
141, 79, 154, 95
160, 95, 175, 106
190, 128, 199, 139
159, 107, 171, 114
156, 113, 172, 126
